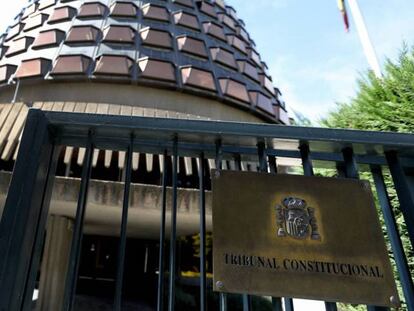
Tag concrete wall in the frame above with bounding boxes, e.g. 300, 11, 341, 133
0, 81, 266, 123
0, 171, 212, 239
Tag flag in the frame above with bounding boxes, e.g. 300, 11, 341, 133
338, 0, 350, 32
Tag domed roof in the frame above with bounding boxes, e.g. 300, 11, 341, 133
0, 0, 288, 124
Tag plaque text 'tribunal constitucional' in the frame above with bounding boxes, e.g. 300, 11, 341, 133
224, 253, 384, 279
212, 171, 400, 306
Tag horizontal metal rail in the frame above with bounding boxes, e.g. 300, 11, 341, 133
46, 111, 414, 149
45, 111, 414, 171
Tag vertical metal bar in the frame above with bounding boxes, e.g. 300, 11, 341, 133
386, 151, 414, 248
324, 302, 338, 311
299, 144, 314, 176
144, 245, 149, 273
216, 139, 227, 311
113, 136, 134, 311
272, 297, 283, 311
157, 150, 168, 311
341, 148, 386, 311
301, 144, 337, 311
0, 109, 54, 311
243, 295, 252, 311
63, 133, 94, 311
371, 165, 414, 310
367, 306, 389, 311
284, 297, 294, 311
234, 153, 242, 171
22, 144, 62, 310
215, 139, 223, 170
342, 147, 359, 179
336, 162, 346, 178
257, 141, 267, 172
341, 148, 358, 179
220, 293, 227, 311
168, 137, 178, 311
199, 152, 207, 311
268, 155, 277, 174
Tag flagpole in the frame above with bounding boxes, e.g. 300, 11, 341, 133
347, 0, 382, 78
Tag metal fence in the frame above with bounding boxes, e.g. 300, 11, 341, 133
0, 108, 413, 311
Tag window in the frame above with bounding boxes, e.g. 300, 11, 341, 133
196, 1, 216, 18
48, 6, 76, 24
78, 2, 107, 19
249, 91, 275, 116
210, 47, 237, 69
140, 28, 172, 49
103, 26, 135, 44
0, 64, 17, 83
138, 58, 175, 82
218, 13, 236, 31
219, 78, 249, 103
237, 26, 250, 43
181, 66, 216, 91
173, 11, 199, 31
23, 14, 49, 32
237, 60, 259, 82
39, 0, 56, 11
247, 47, 261, 66
5, 23, 24, 41
32, 29, 65, 49
142, 4, 169, 22
5, 37, 34, 57
226, 6, 238, 21
110, 2, 137, 18
66, 26, 100, 44
15, 58, 51, 78
172, 0, 194, 8
177, 36, 207, 59
202, 22, 226, 41
259, 73, 275, 95
94, 55, 133, 76
21, 3, 38, 20
51, 55, 92, 75
215, 0, 225, 10
227, 35, 247, 54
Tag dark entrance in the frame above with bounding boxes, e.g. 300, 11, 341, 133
76, 236, 158, 311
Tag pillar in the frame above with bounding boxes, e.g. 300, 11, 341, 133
37, 215, 73, 311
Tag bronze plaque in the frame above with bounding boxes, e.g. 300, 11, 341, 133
212, 170, 400, 307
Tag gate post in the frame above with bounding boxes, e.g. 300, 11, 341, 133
0, 109, 58, 311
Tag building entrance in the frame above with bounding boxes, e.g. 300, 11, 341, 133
75, 236, 158, 311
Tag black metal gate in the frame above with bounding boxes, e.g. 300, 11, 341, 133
0, 109, 413, 311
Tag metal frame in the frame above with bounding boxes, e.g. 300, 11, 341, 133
1, 109, 414, 311
0, 110, 57, 311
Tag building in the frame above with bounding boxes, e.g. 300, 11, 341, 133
0, 0, 289, 310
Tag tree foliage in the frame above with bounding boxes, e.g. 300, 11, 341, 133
322, 45, 414, 132
322, 45, 414, 310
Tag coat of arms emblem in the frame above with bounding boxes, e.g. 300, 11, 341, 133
275, 197, 321, 240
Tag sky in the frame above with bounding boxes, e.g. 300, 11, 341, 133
225, 0, 414, 123
1, 1, 414, 123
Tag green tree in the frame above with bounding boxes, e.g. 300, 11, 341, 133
322, 45, 414, 310
322, 45, 414, 132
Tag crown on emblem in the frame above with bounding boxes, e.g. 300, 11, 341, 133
282, 197, 307, 209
